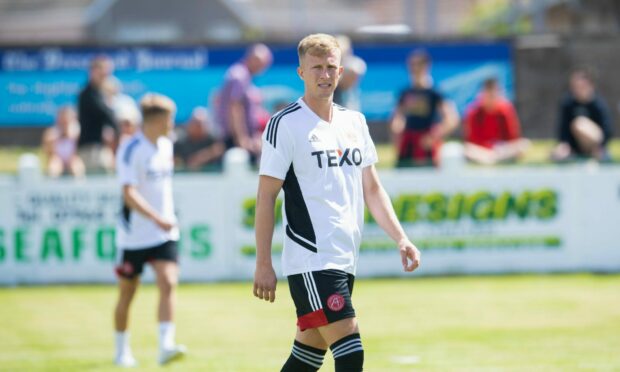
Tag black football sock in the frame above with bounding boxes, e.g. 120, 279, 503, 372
281, 339, 327, 372
330, 333, 364, 372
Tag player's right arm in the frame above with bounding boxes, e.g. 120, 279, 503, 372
253, 175, 283, 303
122, 185, 174, 231
255, 108, 294, 303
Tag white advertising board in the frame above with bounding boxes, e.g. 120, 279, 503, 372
0, 165, 619, 284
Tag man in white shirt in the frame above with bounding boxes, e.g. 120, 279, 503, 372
254, 34, 421, 372
114, 93, 186, 367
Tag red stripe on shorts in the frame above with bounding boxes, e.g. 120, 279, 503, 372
297, 309, 328, 331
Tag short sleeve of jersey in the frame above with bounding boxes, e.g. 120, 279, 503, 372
259, 120, 293, 180
116, 141, 139, 186
359, 113, 378, 168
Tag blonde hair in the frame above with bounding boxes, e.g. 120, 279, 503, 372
140, 93, 176, 123
297, 33, 341, 63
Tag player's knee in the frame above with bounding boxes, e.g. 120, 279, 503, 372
118, 279, 138, 296
340, 317, 358, 333
158, 279, 176, 295
330, 333, 364, 372
324, 317, 358, 342
296, 329, 328, 350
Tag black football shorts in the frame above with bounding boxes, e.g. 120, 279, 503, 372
287, 269, 356, 331
115, 240, 178, 279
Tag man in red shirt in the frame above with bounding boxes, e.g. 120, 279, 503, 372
464, 78, 530, 165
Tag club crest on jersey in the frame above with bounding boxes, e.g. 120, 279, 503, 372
311, 148, 362, 168
327, 293, 345, 311
345, 131, 359, 143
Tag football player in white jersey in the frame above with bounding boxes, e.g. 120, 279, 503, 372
254, 34, 421, 372
113, 93, 186, 367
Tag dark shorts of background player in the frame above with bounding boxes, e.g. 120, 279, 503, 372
115, 240, 178, 280
288, 269, 356, 331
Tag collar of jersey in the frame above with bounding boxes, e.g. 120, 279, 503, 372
137, 131, 159, 150
297, 97, 336, 125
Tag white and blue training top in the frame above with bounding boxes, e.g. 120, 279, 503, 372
116, 132, 179, 250
259, 97, 378, 276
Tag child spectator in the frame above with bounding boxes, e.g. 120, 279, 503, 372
42, 106, 85, 177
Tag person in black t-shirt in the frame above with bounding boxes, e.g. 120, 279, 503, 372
551, 69, 613, 162
77, 56, 117, 173
390, 49, 459, 167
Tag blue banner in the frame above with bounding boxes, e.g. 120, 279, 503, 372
0, 42, 512, 126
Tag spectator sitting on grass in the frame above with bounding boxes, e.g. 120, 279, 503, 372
551, 68, 613, 162
463, 77, 530, 165
42, 105, 85, 178
174, 107, 225, 171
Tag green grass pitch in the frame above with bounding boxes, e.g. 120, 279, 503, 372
1, 274, 619, 371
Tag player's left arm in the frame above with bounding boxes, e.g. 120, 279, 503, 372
362, 165, 420, 272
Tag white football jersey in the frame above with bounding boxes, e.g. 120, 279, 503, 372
116, 132, 179, 250
259, 98, 378, 276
